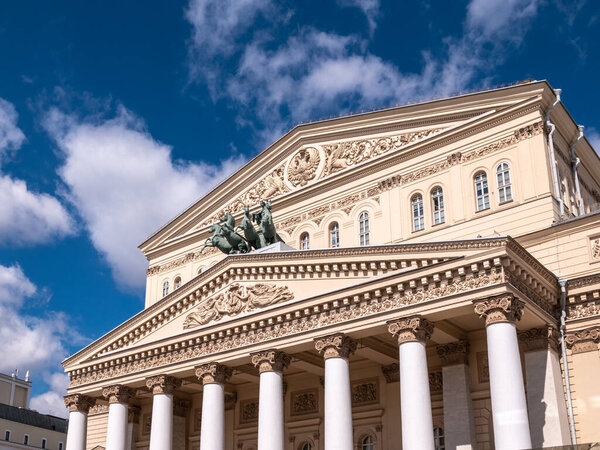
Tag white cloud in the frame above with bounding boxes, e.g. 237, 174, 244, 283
186, 0, 541, 143
0, 98, 26, 162
0, 265, 82, 418
0, 175, 75, 246
45, 106, 245, 290
0, 97, 75, 246
0, 265, 71, 373
30, 372, 70, 418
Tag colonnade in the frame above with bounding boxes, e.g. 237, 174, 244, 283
64, 294, 570, 450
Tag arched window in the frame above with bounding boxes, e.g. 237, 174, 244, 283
412, 194, 424, 231
474, 172, 490, 211
496, 162, 512, 203
361, 435, 375, 450
329, 222, 340, 248
174, 277, 182, 290
433, 427, 445, 450
359, 211, 370, 246
300, 232, 310, 250
431, 187, 445, 225
300, 443, 312, 450
162, 280, 169, 297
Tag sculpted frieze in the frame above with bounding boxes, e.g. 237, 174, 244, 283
69, 267, 506, 387
183, 283, 294, 329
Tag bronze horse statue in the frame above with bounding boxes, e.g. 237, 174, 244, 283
220, 213, 248, 253
253, 200, 284, 245
237, 206, 265, 250
200, 223, 235, 254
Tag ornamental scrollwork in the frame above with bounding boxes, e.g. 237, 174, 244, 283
64, 394, 95, 413
195, 363, 233, 385
251, 350, 291, 373
387, 316, 434, 344
564, 326, 600, 354
314, 333, 357, 359
473, 294, 524, 326
102, 385, 136, 404
436, 340, 469, 365
145, 375, 181, 395
183, 283, 294, 329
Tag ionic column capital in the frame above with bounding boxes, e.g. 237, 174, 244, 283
387, 315, 434, 344
64, 393, 96, 413
314, 333, 357, 360
251, 350, 291, 373
436, 340, 470, 365
145, 374, 181, 395
565, 326, 600, 354
473, 294, 524, 326
518, 326, 560, 353
195, 362, 233, 385
102, 385, 136, 404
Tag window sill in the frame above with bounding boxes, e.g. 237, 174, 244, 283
498, 199, 513, 206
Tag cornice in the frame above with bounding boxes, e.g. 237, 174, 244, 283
68, 257, 515, 388
66, 237, 556, 368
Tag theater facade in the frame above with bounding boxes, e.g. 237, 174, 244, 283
62, 80, 600, 450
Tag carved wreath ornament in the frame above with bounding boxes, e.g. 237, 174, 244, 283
183, 283, 294, 329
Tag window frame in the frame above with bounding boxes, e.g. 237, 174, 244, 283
411, 193, 425, 231
358, 211, 370, 246
162, 280, 170, 297
329, 222, 340, 248
24, 434, 29, 445
174, 276, 182, 290
474, 171, 490, 212
496, 162, 513, 204
300, 232, 310, 250
431, 186, 445, 225
433, 426, 445, 450
41, 437, 47, 449
58, 442, 64, 450
361, 434, 375, 450
4, 430, 10, 441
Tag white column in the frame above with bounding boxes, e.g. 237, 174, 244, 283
315, 333, 357, 450
103, 385, 135, 450
475, 295, 532, 450
146, 375, 181, 450
251, 350, 291, 450
437, 341, 477, 450
388, 316, 435, 450
196, 363, 232, 450
64, 394, 94, 450
520, 327, 571, 447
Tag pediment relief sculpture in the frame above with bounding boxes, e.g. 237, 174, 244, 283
197, 128, 444, 228
183, 283, 294, 329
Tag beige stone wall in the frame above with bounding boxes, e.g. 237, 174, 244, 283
0, 418, 66, 449
86, 411, 108, 450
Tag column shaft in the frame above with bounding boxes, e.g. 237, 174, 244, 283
487, 321, 531, 449
314, 333, 356, 450
149, 393, 173, 450
105, 402, 129, 450
524, 349, 571, 446
441, 364, 477, 449
200, 383, 225, 450
258, 371, 285, 450
399, 341, 435, 450
65, 411, 87, 450
324, 357, 354, 450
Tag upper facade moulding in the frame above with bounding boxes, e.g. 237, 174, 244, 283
140, 82, 552, 256
64, 238, 558, 380
65, 248, 560, 390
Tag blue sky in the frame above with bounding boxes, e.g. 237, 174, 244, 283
0, 0, 599, 417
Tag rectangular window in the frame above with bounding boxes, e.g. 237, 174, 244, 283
41, 438, 47, 448
412, 196, 424, 231
4, 430, 10, 441
432, 188, 445, 225
59, 442, 64, 450
24, 435, 29, 445
475, 173, 490, 211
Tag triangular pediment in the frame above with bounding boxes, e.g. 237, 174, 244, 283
65, 237, 543, 369
140, 81, 548, 256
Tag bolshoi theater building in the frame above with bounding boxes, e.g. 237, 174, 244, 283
62, 80, 600, 450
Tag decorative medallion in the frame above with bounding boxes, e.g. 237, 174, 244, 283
351, 378, 379, 405
239, 399, 259, 424
590, 237, 600, 262
285, 146, 324, 189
